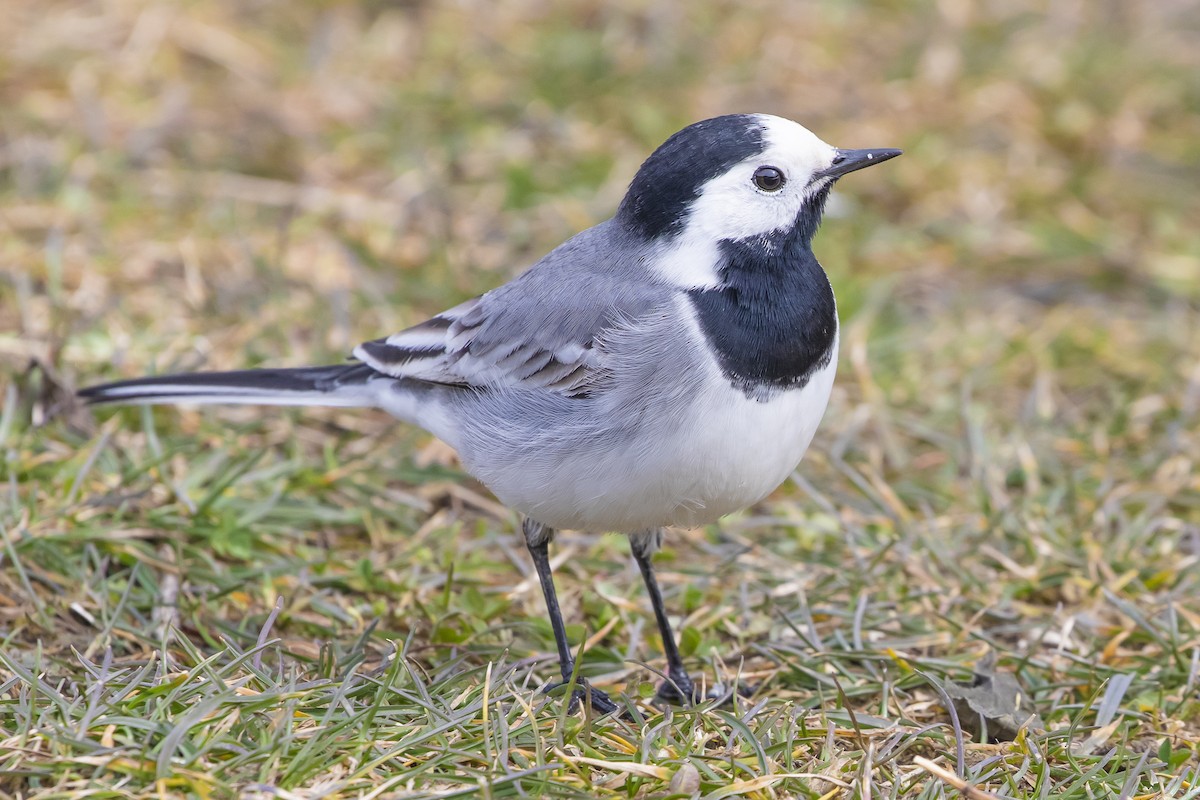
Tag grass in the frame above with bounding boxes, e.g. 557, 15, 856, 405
3, 0, 1200, 797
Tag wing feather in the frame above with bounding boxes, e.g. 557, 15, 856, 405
351, 220, 668, 397
353, 294, 609, 396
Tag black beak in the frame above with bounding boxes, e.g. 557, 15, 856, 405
816, 148, 902, 180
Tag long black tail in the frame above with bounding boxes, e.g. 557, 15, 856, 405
78, 363, 381, 408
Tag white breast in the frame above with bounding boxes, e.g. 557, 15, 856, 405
663, 344, 837, 527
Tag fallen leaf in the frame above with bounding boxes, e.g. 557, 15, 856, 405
941, 651, 1044, 742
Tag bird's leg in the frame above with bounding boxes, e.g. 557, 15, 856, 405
630, 529, 698, 704
522, 518, 619, 715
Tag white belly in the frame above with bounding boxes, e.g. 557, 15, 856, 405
478, 342, 838, 533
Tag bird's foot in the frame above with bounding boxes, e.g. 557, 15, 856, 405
543, 679, 622, 716
654, 673, 755, 706
654, 672, 699, 705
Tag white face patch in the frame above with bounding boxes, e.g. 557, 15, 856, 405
649, 115, 840, 289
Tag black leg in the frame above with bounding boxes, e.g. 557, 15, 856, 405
522, 518, 619, 715
630, 530, 698, 704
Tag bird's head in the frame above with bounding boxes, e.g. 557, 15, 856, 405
617, 114, 900, 287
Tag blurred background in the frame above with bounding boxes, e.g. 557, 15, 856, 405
5, 0, 1196, 375
1, 0, 1199, 792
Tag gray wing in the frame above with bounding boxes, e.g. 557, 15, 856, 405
353, 220, 667, 397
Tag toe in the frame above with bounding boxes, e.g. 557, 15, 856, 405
655, 676, 756, 706
579, 686, 621, 715
548, 679, 621, 716
655, 675, 698, 705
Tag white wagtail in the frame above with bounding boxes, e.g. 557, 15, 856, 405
80, 114, 900, 714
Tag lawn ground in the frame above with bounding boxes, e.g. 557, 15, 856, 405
2, 1, 1200, 797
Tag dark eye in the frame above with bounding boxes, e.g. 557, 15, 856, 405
752, 165, 785, 192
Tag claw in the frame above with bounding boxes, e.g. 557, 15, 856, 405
654, 673, 698, 704
544, 679, 621, 716
654, 675, 755, 707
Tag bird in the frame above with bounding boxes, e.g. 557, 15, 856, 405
79, 114, 901, 715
